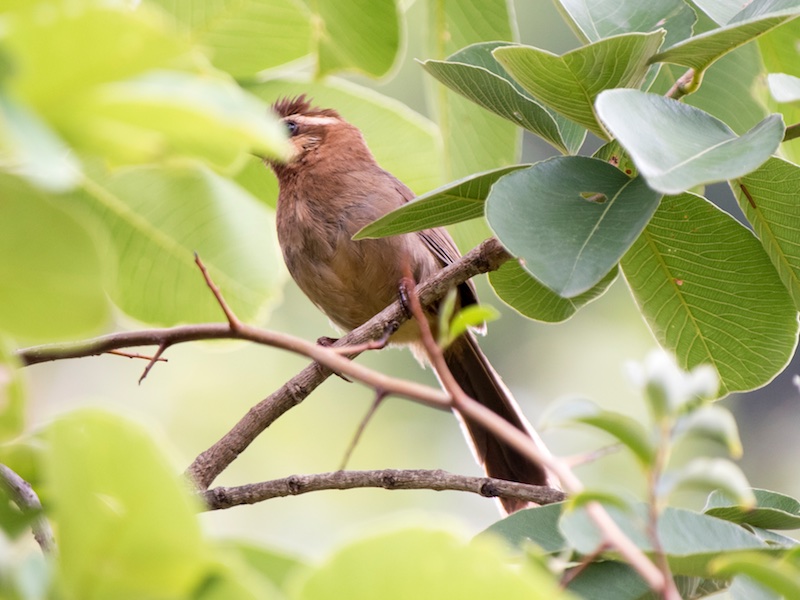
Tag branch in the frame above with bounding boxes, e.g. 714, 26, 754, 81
201, 468, 567, 510
0, 463, 56, 554
784, 122, 800, 142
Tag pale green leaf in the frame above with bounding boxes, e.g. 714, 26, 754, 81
663, 458, 755, 507
354, 165, 526, 239
315, 0, 400, 77
676, 405, 743, 458
0, 342, 24, 442
47, 410, 209, 599
691, 0, 747, 24
768, 73, 800, 102
0, 93, 80, 192
596, 90, 784, 194
488, 261, 617, 323
71, 164, 285, 326
649, 3, 800, 73
447, 304, 499, 345
561, 505, 766, 576
247, 77, 442, 196
555, 0, 696, 47
0, 174, 109, 340
421, 42, 584, 154
565, 562, 652, 600
149, 0, 312, 77
479, 502, 568, 553
705, 488, 800, 530
620, 192, 798, 396
712, 553, 800, 598
733, 157, 800, 310
486, 156, 661, 297
56, 70, 289, 169
493, 31, 666, 139
298, 528, 569, 599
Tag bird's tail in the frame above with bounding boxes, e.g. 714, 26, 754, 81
443, 332, 558, 513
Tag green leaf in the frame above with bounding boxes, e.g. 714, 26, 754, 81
421, 42, 585, 154
427, 0, 519, 181
595, 90, 784, 195
729, 575, 784, 600
315, 0, 400, 78
649, 3, 800, 73
560, 505, 766, 576
486, 156, 662, 298
216, 540, 305, 591
488, 261, 617, 323
0, 174, 109, 341
555, 0, 696, 47
675, 405, 743, 458
446, 304, 500, 346
493, 32, 666, 139
565, 561, 652, 600
691, 0, 747, 25
733, 158, 800, 310
712, 553, 800, 599
0, 342, 24, 443
71, 164, 285, 326
58, 71, 289, 169
0, 92, 80, 192
663, 458, 755, 507
148, 0, 312, 78
297, 528, 568, 599
705, 488, 800, 530
47, 409, 209, 599
479, 502, 568, 554
620, 192, 798, 396
768, 73, 800, 102
247, 77, 442, 196
4, 3, 188, 111
354, 165, 526, 239
546, 397, 655, 466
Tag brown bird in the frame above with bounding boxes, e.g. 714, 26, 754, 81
267, 96, 557, 512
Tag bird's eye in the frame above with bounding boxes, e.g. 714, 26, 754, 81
285, 120, 299, 137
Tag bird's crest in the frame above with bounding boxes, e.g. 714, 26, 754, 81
272, 95, 340, 119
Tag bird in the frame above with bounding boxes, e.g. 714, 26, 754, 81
266, 95, 558, 512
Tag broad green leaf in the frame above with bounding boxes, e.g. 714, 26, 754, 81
712, 553, 800, 599
447, 304, 499, 345
620, 192, 798, 396
216, 540, 305, 591
148, 0, 312, 77
427, 0, 518, 180
596, 90, 784, 194
555, 0, 696, 47
3, 3, 188, 111
71, 164, 285, 326
0, 342, 24, 443
663, 458, 755, 507
0, 174, 109, 340
56, 71, 289, 169
557, 398, 655, 467
675, 405, 743, 458
768, 73, 800, 102
493, 32, 666, 139
47, 410, 209, 599
729, 575, 784, 600
421, 42, 585, 154
560, 505, 766, 576
705, 488, 800, 529
565, 561, 652, 600
314, 0, 400, 77
354, 165, 526, 239
297, 528, 570, 599
486, 156, 661, 298
691, 0, 748, 24
0, 93, 80, 192
733, 158, 800, 310
488, 261, 617, 323
247, 77, 442, 196
649, 4, 800, 73
480, 503, 569, 555
758, 19, 800, 163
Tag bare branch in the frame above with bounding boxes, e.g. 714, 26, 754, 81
201, 468, 567, 510
0, 463, 56, 555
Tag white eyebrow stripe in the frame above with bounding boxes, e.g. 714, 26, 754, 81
288, 114, 340, 126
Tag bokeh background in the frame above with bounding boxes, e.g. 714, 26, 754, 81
22, 0, 800, 561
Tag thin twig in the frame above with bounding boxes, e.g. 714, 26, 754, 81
106, 349, 169, 363
138, 342, 169, 384
201, 468, 567, 510
195, 252, 240, 329
0, 464, 56, 555
339, 390, 387, 471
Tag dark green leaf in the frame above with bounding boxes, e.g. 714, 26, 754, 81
479, 502, 568, 554
705, 488, 800, 530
